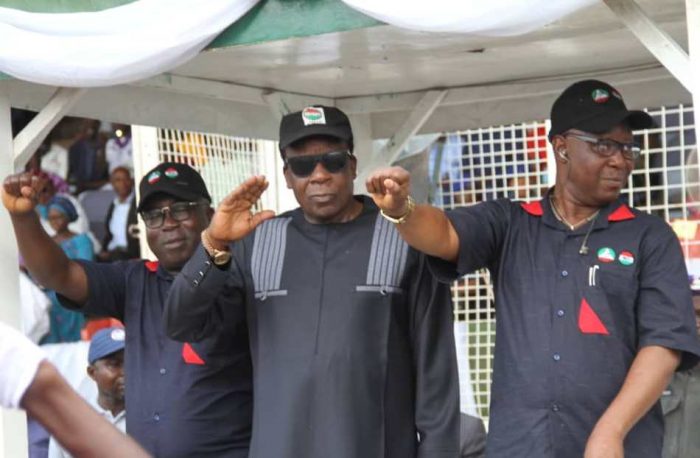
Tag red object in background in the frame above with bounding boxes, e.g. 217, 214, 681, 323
525, 125, 548, 161
82, 317, 124, 340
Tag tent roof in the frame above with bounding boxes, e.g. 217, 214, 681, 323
1, 0, 691, 140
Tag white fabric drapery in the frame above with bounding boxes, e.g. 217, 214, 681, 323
0, 0, 259, 87
341, 0, 598, 36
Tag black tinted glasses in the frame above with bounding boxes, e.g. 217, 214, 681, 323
140, 201, 203, 228
284, 150, 352, 177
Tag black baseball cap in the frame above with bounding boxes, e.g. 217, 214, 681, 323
548, 79, 654, 140
279, 106, 353, 152
137, 162, 211, 212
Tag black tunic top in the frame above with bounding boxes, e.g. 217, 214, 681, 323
165, 197, 460, 458
429, 192, 700, 457
60, 260, 252, 457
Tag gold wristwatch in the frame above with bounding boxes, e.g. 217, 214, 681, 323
380, 195, 416, 224
201, 230, 231, 266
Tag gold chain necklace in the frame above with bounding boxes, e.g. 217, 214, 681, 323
549, 195, 599, 231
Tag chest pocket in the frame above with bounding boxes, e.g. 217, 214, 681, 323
598, 262, 638, 299
251, 218, 292, 300
356, 215, 409, 296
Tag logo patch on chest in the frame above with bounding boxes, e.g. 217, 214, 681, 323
597, 247, 616, 263
618, 250, 635, 266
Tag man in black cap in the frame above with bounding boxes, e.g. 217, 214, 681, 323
364, 80, 700, 457
164, 105, 460, 458
2, 163, 252, 457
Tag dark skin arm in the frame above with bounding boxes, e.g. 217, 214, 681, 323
2, 172, 89, 304
21, 360, 149, 458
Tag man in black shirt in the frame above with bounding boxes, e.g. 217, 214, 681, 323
366, 80, 700, 457
3, 162, 252, 457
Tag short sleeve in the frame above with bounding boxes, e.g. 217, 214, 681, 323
427, 199, 511, 281
56, 260, 130, 322
0, 322, 46, 409
637, 222, 700, 370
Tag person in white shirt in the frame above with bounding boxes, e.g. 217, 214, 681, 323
0, 321, 147, 457
105, 124, 133, 174
99, 167, 139, 261
41, 119, 84, 182
48, 326, 126, 458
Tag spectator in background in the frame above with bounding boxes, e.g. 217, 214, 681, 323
0, 321, 148, 458
42, 196, 94, 344
19, 271, 51, 344
35, 171, 102, 254
662, 289, 700, 457
105, 124, 132, 174
48, 326, 126, 458
42, 118, 84, 181
68, 119, 109, 194
98, 167, 139, 261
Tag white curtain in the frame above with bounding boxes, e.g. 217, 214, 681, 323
341, 0, 598, 36
0, 0, 260, 87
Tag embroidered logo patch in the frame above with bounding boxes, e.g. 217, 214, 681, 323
147, 171, 161, 184
597, 247, 616, 263
301, 107, 326, 126
618, 250, 635, 266
591, 89, 610, 103
164, 167, 179, 179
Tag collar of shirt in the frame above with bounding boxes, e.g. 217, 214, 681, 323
520, 188, 636, 233
113, 192, 135, 206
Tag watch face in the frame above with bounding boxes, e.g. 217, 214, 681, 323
213, 251, 231, 265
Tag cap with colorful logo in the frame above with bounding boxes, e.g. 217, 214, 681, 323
137, 162, 211, 212
88, 326, 126, 364
548, 79, 654, 140
278, 105, 353, 152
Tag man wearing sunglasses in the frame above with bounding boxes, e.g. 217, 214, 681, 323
2, 162, 252, 457
365, 80, 700, 458
164, 106, 460, 458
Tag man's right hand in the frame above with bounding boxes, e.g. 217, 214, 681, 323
205, 175, 276, 249
2, 172, 47, 215
365, 166, 412, 217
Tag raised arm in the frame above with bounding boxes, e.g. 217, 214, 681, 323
366, 167, 460, 262
2, 173, 88, 304
164, 176, 274, 341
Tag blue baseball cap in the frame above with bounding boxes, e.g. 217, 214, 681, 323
88, 327, 126, 364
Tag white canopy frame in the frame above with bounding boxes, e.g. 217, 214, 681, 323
1, 0, 700, 454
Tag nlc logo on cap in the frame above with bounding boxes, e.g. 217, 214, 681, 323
302, 107, 326, 126
591, 89, 610, 103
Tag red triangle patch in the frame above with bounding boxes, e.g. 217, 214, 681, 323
182, 343, 205, 365
578, 298, 609, 335
608, 204, 635, 222
520, 201, 543, 216
144, 261, 159, 273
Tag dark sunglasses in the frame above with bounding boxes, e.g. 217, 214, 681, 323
140, 201, 204, 229
284, 150, 352, 177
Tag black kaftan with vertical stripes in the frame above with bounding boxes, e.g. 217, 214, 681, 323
164, 196, 460, 458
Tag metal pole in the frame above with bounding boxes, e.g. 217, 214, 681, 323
0, 86, 29, 458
